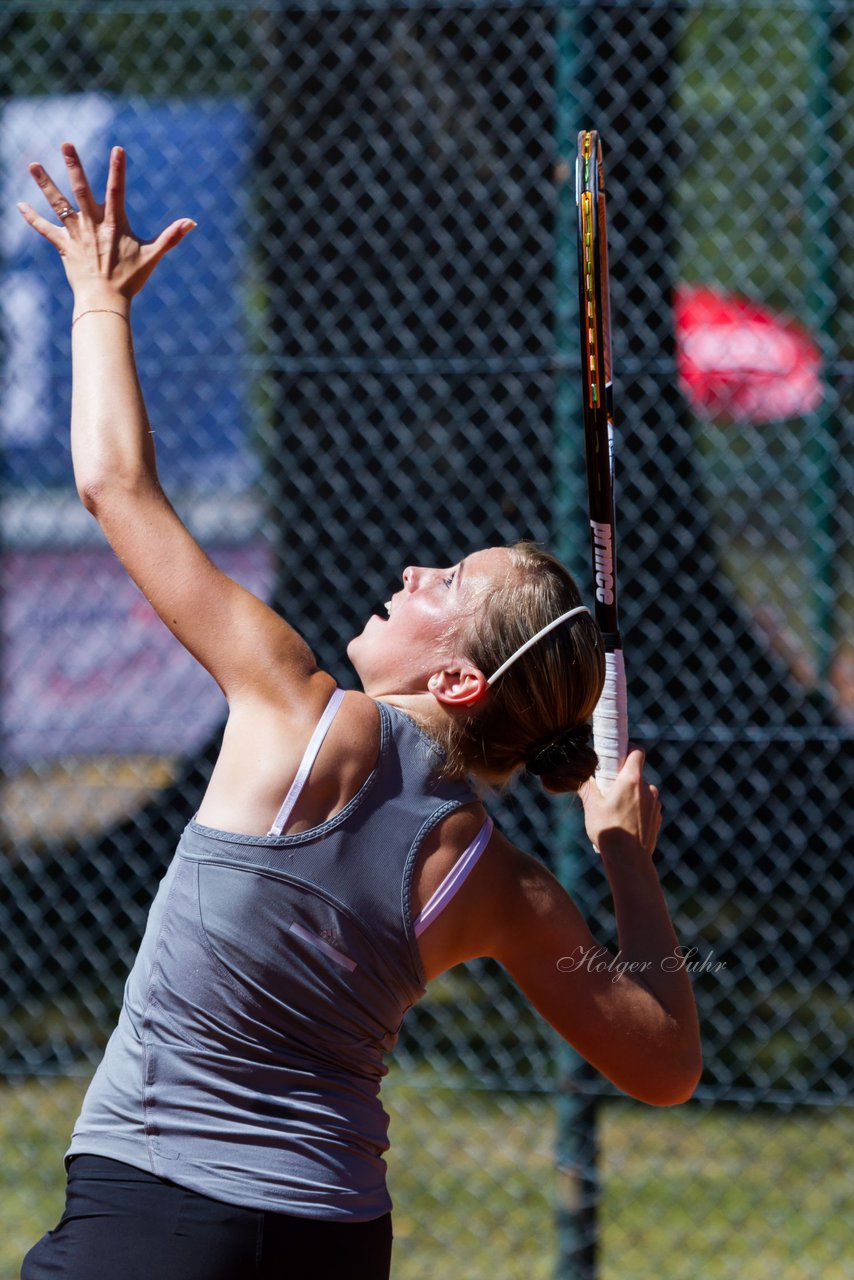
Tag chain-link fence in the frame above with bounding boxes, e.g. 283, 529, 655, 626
2, 2, 852, 1277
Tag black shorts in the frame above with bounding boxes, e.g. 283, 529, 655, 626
21, 1155, 393, 1280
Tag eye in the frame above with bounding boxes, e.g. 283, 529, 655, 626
442, 571, 456, 588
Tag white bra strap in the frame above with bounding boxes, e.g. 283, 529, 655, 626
267, 688, 347, 836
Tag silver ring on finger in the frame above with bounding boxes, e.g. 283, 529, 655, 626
57, 206, 76, 220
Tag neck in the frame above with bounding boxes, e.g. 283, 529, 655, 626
370, 689, 507, 790
370, 689, 442, 730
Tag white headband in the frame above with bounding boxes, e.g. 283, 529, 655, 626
485, 606, 592, 687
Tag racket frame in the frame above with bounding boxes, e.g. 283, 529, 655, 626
576, 129, 628, 786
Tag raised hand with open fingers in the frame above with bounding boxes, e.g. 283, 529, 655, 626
17, 142, 195, 307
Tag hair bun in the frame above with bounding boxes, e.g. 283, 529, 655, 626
526, 722, 598, 793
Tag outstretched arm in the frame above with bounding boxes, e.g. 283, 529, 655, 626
18, 144, 321, 708
484, 751, 702, 1106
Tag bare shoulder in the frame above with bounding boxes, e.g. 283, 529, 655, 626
229, 678, 379, 753
289, 686, 383, 824
416, 811, 604, 983
317, 687, 383, 776
196, 680, 382, 836
414, 815, 577, 981
411, 801, 490, 981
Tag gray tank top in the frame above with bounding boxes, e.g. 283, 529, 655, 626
65, 700, 476, 1221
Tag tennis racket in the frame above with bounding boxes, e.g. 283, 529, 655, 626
576, 129, 628, 788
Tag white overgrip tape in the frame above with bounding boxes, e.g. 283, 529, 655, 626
593, 647, 628, 790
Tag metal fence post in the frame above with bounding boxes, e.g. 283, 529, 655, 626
806, 1, 839, 686
553, 6, 599, 1277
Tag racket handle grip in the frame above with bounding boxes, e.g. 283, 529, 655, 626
593, 648, 628, 790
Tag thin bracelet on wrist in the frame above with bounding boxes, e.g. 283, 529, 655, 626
71, 308, 129, 330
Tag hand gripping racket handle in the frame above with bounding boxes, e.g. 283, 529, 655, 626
592, 647, 628, 789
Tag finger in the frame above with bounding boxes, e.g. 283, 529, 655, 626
578, 777, 601, 805
104, 146, 126, 226
622, 745, 646, 775
60, 142, 99, 219
146, 218, 197, 265
17, 201, 66, 250
28, 162, 76, 222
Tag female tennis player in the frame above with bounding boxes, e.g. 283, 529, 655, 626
18, 145, 701, 1280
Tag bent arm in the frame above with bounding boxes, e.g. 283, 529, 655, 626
486, 829, 702, 1107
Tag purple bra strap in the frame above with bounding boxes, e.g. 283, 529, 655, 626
413, 816, 494, 937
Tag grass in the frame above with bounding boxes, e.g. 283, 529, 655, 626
2, 1073, 851, 1280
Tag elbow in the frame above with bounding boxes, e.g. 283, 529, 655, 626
609, 1031, 702, 1107
77, 472, 156, 516
76, 469, 118, 515
77, 476, 102, 515
643, 1076, 699, 1108
635, 1046, 703, 1108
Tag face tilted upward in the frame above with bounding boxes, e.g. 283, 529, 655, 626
347, 547, 513, 698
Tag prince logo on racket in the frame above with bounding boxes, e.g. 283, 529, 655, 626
590, 520, 615, 606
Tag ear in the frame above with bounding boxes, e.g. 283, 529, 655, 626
427, 664, 489, 708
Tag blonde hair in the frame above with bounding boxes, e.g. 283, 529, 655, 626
434, 541, 605, 793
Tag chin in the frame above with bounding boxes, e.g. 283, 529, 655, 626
346, 628, 370, 678
347, 625, 389, 695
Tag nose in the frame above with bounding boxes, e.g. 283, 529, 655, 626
403, 566, 438, 591
403, 565, 431, 591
